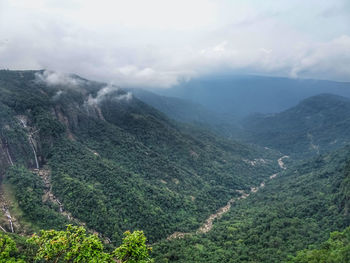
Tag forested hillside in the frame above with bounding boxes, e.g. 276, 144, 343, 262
153, 146, 350, 262
131, 88, 240, 138
241, 94, 350, 158
289, 226, 350, 262
1, 70, 350, 262
0, 70, 279, 245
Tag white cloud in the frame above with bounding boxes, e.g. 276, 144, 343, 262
35, 70, 82, 87
213, 41, 228, 52
52, 90, 63, 101
0, 0, 350, 87
87, 84, 133, 106
290, 35, 350, 80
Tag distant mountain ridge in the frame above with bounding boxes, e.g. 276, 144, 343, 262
130, 88, 222, 124
131, 88, 240, 137
154, 75, 350, 117
241, 93, 350, 157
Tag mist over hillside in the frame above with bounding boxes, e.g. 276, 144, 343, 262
130, 88, 240, 138
153, 75, 350, 117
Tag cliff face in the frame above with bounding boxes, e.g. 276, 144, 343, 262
0, 70, 105, 171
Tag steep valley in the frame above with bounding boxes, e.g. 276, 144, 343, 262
0, 70, 279, 244
1, 70, 350, 262
153, 147, 350, 262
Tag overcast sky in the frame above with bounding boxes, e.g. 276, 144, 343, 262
1, 0, 350, 87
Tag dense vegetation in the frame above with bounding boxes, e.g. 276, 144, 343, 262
0, 225, 152, 262
241, 94, 350, 158
0, 70, 279, 244
289, 226, 350, 263
1, 70, 350, 262
152, 147, 350, 262
5, 165, 69, 231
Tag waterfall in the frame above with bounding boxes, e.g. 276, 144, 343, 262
5, 148, 13, 166
56, 199, 63, 213
8, 216, 14, 233
17, 116, 39, 169
2, 207, 14, 233
19, 118, 27, 128
29, 135, 39, 169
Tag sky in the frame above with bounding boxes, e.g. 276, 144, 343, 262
0, 0, 350, 88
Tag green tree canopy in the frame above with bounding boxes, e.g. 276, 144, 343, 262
28, 225, 111, 262
26, 225, 153, 262
289, 226, 350, 263
0, 233, 25, 263
114, 230, 153, 263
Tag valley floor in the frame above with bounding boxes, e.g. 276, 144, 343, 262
167, 156, 289, 240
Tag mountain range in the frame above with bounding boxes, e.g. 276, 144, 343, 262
154, 75, 350, 117
1, 70, 350, 262
240, 94, 350, 157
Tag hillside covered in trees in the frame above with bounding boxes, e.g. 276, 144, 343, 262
153, 147, 350, 262
1, 70, 350, 262
0, 70, 279, 244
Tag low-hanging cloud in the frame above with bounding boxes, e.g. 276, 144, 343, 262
87, 84, 132, 106
35, 70, 83, 87
1, 0, 350, 87
35, 69, 133, 104
52, 90, 64, 101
